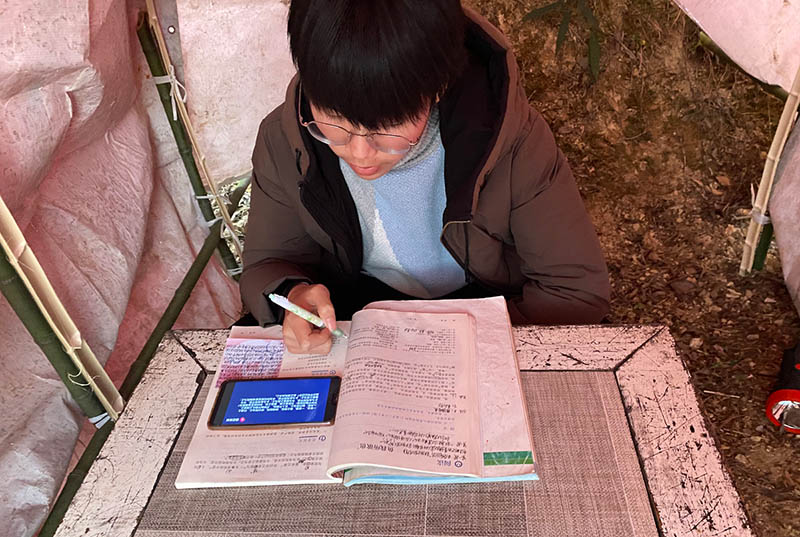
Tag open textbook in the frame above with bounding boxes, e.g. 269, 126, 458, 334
175, 296, 538, 488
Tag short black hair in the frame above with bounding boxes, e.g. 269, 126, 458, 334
288, 0, 467, 130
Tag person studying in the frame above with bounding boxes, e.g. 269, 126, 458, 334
239, 0, 610, 354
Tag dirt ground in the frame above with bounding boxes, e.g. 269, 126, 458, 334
461, 0, 800, 535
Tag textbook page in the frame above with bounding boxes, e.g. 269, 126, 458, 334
174, 324, 350, 488
364, 296, 537, 479
326, 309, 481, 479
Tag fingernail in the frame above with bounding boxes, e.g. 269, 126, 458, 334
324, 317, 336, 331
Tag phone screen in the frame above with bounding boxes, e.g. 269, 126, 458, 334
209, 377, 340, 428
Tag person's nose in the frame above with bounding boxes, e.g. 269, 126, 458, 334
348, 134, 376, 161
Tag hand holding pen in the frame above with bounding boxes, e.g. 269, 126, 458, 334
269, 283, 343, 354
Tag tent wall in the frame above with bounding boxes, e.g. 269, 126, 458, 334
772, 126, 800, 316
175, 0, 296, 183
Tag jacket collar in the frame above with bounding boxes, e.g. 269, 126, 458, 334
281, 76, 308, 174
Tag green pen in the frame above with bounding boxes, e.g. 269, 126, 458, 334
268, 293, 347, 338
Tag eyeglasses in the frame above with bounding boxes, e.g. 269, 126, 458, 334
297, 89, 422, 156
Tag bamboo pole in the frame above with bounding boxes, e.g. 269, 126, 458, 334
37, 186, 249, 537
0, 197, 122, 420
740, 62, 800, 275
136, 12, 241, 276
139, 3, 245, 266
118, 178, 248, 400
752, 222, 773, 271
0, 248, 107, 421
119, 219, 224, 398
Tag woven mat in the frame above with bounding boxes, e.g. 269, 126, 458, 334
135, 371, 657, 537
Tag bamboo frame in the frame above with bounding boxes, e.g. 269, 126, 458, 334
0, 196, 123, 420
136, 14, 240, 278
752, 222, 773, 271
0, 252, 106, 421
119, 180, 248, 400
142, 0, 244, 264
740, 62, 800, 275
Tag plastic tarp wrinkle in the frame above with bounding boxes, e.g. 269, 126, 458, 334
0, 86, 72, 225
0, 1, 89, 100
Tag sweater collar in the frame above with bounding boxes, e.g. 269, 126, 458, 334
391, 105, 441, 172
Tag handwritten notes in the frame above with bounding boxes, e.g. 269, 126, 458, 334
216, 339, 284, 387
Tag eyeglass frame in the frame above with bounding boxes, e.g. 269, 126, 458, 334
296, 86, 424, 156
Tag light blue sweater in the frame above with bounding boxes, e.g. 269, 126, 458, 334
339, 107, 466, 298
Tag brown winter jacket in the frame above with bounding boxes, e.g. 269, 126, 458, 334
240, 8, 610, 326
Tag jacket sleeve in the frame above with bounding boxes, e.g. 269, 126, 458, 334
239, 115, 321, 325
505, 111, 610, 325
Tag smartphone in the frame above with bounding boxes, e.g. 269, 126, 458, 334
208, 376, 341, 429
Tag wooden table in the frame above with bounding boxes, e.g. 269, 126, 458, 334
54, 326, 754, 537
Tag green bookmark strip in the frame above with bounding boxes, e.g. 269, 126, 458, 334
483, 450, 534, 466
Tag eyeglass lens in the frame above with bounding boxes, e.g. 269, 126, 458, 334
307, 122, 412, 155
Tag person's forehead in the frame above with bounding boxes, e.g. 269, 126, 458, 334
309, 102, 354, 125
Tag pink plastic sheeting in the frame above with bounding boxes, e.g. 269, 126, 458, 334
771, 125, 800, 316
0, 1, 240, 535
176, 0, 296, 182
674, 0, 800, 92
